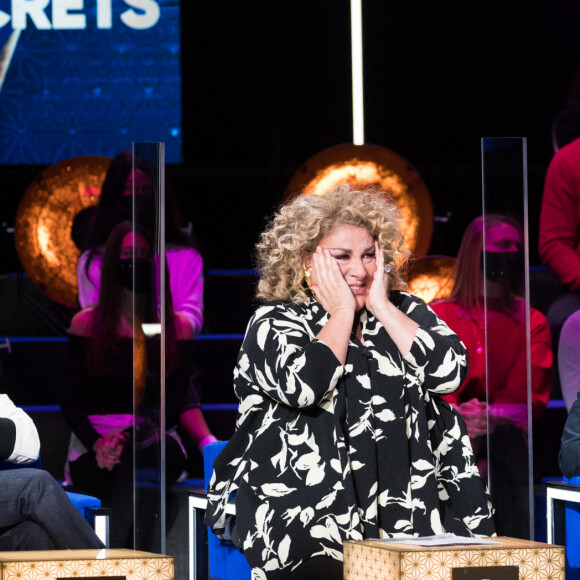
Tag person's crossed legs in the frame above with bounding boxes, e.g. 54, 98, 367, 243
0, 469, 103, 550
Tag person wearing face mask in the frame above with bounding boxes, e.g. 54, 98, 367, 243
204, 186, 495, 580
61, 221, 215, 548
76, 150, 204, 337
431, 214, 552, 538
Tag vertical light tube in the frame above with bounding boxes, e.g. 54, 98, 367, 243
351, 0, 365, 145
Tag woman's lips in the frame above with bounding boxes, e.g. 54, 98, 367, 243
349, 285, 366, 295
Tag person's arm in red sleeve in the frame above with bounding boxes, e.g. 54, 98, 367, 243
529, 309, 552, 418
539, 149, 580, 291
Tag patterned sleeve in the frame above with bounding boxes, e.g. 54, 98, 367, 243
235, 304, 345, 408
397, 293, 469, 395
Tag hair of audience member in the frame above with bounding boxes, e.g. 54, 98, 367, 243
450, 214, 523, 317
81, 150, 193, 281
551, 64, 580, 151
255, 184, 408, 304
87, 221, 179, 375
552, 101, 580, 151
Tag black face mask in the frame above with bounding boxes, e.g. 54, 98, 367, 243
117, 258, 151, 294
482, 250, 525, 292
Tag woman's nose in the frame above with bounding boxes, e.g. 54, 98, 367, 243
349, 258, 367, 278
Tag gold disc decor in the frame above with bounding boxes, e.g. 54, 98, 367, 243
283, 143, 434, 258
405, 255, 456, 304
14, 156, 111, 307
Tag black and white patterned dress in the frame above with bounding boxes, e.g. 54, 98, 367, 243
205, 291, 495, 578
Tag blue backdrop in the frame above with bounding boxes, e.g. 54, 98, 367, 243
0, 0, 181, 164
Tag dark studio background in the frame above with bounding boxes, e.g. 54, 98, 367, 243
178, 0, 580, 270
1, 0, 580, 272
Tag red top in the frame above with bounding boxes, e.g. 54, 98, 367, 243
539, 137, 580, 291
431, 299, 552, 418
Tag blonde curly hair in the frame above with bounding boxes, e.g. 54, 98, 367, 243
256, 185, 408, 303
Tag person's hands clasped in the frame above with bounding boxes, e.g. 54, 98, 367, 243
456, 398, 487, 438
93, 431, 126, 471
365, 242, 390, 318
310, 247, 356, 317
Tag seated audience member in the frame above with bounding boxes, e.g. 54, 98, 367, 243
539, 136, 580, 371
558, 310, 580, 412
77, 149, 204, 336
205, 186, 495, 580
560, 392, 580, 478
61, 222, 215, 548
432, 214, 552, 538
0, 393, 104, 550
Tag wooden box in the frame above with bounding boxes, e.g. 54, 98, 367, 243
0, 549, 173, 579
343, 536, 564, 580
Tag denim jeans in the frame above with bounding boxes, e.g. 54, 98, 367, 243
0, 469, 104, 550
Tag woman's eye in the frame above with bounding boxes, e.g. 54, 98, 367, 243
333, 254, 349, 261
363, 253, 376, 260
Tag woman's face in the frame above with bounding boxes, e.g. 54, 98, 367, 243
308, 223, 377, 312
120, 232, 150, 259
484, 222, 521, 252
118, 232, 151, 294
482, 221, 524, 293
122, 169, 153, 197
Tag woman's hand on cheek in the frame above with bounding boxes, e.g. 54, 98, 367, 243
310, 247, 355, 316
366, 242, 390, 317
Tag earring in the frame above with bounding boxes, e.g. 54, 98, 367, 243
384, 264, 392, 274
303, 264, 312, 288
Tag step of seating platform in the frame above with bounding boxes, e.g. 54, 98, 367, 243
0, 549, 173, 579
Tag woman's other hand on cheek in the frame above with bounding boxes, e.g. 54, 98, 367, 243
310, 247, 355, 316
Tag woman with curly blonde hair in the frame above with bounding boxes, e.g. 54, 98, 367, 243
206, 185, 495, 579
255, 186, 406, 304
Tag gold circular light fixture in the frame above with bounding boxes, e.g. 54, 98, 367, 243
14, 156, 111, 307
405, 255, 456, 304
284, 143, 434, 257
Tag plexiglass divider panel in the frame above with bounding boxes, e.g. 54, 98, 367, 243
131, 142, 167, 553
481, 137, 534, 539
